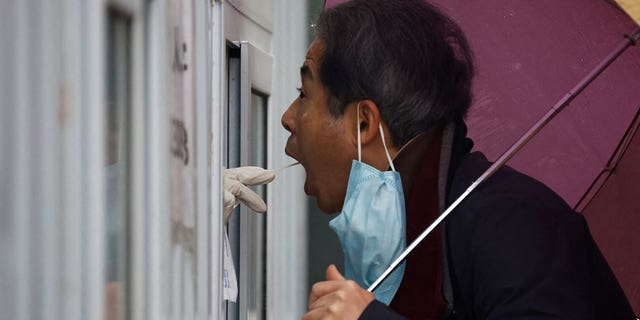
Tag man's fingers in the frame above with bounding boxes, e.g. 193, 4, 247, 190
301, 308, 324, 320
225, 178, 267, 213
308, 280, 344, 307
306, 266, 373, 320
326, 264, 345, 281
308, 291, 345, 312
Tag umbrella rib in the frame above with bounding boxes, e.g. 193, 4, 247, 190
574, 106, 640, 212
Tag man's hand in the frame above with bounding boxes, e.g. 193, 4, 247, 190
223, 166, 275, 224
303, 264, 375, 320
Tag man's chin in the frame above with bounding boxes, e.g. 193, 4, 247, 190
304, 179, 312, 195
314, 197, 342, 215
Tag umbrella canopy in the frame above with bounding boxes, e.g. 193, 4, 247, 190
425, 0, 640, 208
578, 108, 640, 314
323, 0, 640, 313
423, 0, 640, 313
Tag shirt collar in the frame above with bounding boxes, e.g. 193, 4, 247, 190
392, 127, 441, 194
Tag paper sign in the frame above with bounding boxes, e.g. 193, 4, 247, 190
223, 229, 238, 302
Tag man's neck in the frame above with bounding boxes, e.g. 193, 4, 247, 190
393, 127, 441, 194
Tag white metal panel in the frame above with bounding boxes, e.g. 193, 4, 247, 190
13, 1, 33, 318
81, 1, 106, 319
210, 2, 226, 319
222, 3, 272, 55
146, 0, 172, 319
241, 43, 274, 95
60, 0, 86, 319
226, 0, 274, 32
166, 1, 212, 318
35, 0, 62, 317
194, 0, 212, 318
267, 0, 310, 318
0, 2, 14, 316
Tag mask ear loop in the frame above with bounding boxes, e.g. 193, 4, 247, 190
379, 123, 396, 172
356, 102, 396, 171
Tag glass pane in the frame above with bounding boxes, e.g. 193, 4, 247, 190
225, 48, 241, 320
104, 10, 131, 320
246, 92, 268, 320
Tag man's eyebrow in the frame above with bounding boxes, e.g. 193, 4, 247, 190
300, 65, 314, 81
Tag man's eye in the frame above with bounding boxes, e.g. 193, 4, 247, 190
296, 87, 306, 99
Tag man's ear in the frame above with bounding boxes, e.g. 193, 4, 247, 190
354, 100, 382, 147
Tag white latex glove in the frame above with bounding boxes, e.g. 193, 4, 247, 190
223, 166, 276, 224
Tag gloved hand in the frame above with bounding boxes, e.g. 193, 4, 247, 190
223, 166, 276, 224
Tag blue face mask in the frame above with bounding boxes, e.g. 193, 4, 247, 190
329, 104, 406, 305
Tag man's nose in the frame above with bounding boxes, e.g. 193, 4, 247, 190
281, 103, 295, 134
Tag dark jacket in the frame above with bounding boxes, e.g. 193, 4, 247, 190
360, 124, 635, 319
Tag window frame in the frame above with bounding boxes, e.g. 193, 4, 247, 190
103, 0, 145, 319
224, 40, 274, 320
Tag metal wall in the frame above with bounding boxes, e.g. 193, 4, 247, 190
0, 0, 311, 319
1, 0, 105, 319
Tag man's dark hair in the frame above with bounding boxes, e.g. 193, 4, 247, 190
316, 0, 474, 146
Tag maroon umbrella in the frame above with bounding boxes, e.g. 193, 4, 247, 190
324, 0, 640, 313
422, 0, 640, 313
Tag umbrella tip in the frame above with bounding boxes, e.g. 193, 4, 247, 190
625, 28, 640, 46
